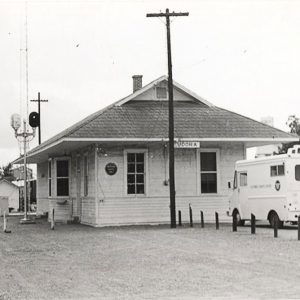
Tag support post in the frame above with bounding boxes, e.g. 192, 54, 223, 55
274, 218, 278, 238
189, 204, 193, 227
178, 210, 182, 227
215, 212, 219, 230
200, 210, 204, 228
50, 208, 55, 230
232, 213, 237, 232
3, 210, 11, 233
298, 215, 300, 241
251, 214, 256, 234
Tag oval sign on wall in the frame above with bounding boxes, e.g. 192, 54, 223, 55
105, 163, 117, 175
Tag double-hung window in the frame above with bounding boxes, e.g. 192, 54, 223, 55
56, 160, 69, 196
127, 152, 145, 195
200, 151, 217, 193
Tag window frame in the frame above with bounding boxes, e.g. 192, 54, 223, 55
239, 172, 248, 187
156, 86, 168, 99
197, 149, 220, 195
83, 154, 89, 197
54, 157, 71, 198
270, 164, 285, 177
123, 149, 148, 197
48, 159, 52, 198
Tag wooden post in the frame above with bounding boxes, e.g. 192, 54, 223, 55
200, 211, 204, 228
274, 218, 278, 238
178, 210, 182, 227
3, 210, 11, 233
298, 216, 300, 241
232, 213, 237, 232
50, 208, 55, 230
3, 210, 7, 232
189, 204, 193, 227
215, 212, 219, 230
251, 214, 256, 234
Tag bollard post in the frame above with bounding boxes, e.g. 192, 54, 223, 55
178, 210, 182, 227
3, 210, 11, 233
232, 213, 237, 232
215, 212, 219, 230
50, 208, 55, 230
274, 218, 278, 238
200, 211, 204, 228
3, 210, 7, 232
189, 204, 193, 227
298, 216, 300, 241
251, 214, 256, 234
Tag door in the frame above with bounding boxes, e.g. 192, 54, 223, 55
0, 197, 9, 216
238, 171, 249, 219
76, 156, 82, 219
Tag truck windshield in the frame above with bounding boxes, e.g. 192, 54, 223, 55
295, 165, 300, 181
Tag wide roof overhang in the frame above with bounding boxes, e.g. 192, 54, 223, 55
12, 137, 299, 164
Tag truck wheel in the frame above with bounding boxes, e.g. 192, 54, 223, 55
233, 210, 245, 226
269, 212, 283, 229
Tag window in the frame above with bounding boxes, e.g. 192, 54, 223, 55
127, 152, 145, 194
156, 86, 167, 99
233, 171, 237, 189
48, 160, 52, 197
295, 165, 300, 181
200, 152, 217, 193
270, 164, 285, 177
83, 155, 88, 196
239, 172, 247, 186
56, 160, 69, 196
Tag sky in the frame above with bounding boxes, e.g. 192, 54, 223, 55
0, 0, 300, 166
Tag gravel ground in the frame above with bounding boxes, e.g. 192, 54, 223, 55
1, 216, 300, 300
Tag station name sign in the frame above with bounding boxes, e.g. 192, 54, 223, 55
174, 141, 200, 148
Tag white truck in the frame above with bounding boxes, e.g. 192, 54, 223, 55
228, 145, 300, 227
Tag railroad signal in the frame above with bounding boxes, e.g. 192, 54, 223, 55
29, 111, 40, 128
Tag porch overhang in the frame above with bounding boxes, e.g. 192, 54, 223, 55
12, 136, 299, 165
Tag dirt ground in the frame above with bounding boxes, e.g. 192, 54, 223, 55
1, 216, 300, 300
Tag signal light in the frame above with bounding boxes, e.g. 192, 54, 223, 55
29, 112, 40, 128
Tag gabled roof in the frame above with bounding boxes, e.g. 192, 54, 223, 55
12, 76, 298, 164
0, 179, 19, 189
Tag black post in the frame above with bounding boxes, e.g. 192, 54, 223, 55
146, 9, 188, 229
215, 212, 219, 230
178, 210, 182, 227
166, 11, 176, 228
232, 213, 237, 232
274, 218, 278, 238
200, 210, 204, 228
251, 214, 256, 234
298, 216, 300, 241
189, 204, 193, 227
38, 92, 41, 145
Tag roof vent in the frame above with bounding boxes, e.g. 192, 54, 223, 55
132, 75, 143, 93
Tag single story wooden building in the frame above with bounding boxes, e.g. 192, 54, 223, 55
13, 75, 297, 226
0, 179, 19, 213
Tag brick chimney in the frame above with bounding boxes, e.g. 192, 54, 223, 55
132, 75, 143, 93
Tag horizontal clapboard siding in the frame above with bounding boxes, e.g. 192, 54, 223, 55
97, 195, 230, 226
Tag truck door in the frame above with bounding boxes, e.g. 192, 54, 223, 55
238, 171, 249, 219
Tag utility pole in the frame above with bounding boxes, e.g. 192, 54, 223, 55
30, 92, 48, 144
147, 9, 189, 228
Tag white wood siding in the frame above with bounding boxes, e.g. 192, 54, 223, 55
96, 142, 244, 226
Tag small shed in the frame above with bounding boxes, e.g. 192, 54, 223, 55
0, 179, 19, 212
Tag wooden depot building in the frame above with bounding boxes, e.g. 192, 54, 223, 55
13, 75, 297, 226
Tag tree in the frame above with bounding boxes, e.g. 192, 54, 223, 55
279, 115, 300, 154
0, 163, 14, 181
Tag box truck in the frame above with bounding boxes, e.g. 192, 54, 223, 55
228, 145, 300, 227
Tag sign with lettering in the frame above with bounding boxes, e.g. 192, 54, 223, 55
174, 141, 200, 149
105, 163, 117, 176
